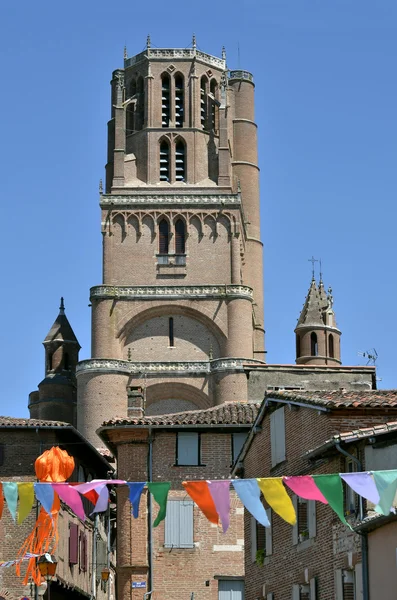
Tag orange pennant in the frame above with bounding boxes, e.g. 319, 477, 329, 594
182, 481, 219, 525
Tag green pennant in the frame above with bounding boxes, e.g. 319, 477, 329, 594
147, 482, 171, 527
312, 474, 351, 529
373, 470, 397, 515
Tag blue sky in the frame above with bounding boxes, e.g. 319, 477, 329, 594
0, 1, 396, 417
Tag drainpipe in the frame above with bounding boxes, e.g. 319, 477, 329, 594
107, 504, 111, 600
91, 514, 99, 599
147, 428, 154, 596
335, 443, 369, 600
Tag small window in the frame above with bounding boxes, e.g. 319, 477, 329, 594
160, 140, 170, 182
335, 569, 355, 600
164, 500, 194, 548
344, 459, 357, 515
329, 334, 334, 358
175, 140, 186, 181
310, 332, 318, 356
270, 407, 286, 467
232, 432, 247, 463
69, 523, 79, 565
159, 219, 169, 254
169, 317, 174, 347
293, 496, 316, 544
79, 531, 87, 572
296, 334, 301, 358
161, 74, 170, 127
175, 75, 184, 127
210, 78, 218, 131
218, 579, 244, 600
176, 432, 200, 465
64, 352, 70, 371
175, 219, 186, 254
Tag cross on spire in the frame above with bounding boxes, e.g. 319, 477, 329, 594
308, 256, 318, 280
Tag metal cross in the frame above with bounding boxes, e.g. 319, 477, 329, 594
308, 256, 318, 279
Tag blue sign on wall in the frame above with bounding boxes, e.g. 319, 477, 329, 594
132, 582, 146, 589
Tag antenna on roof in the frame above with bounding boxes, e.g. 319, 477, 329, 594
358, 349, 378, 366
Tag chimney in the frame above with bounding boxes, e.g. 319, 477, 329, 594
127, 386, 145, 418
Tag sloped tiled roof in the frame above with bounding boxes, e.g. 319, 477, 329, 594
102, 402, 261, 427
266, 390, 397, 409
0, 416, 71, 428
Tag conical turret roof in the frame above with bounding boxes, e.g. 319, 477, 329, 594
43, 298, 81, 348
296, 278, 327, 328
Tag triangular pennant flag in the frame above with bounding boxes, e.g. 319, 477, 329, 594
2, 482, 18, 521
257, 478, 296, 525
0, 483, 4, 519
34, 483, 55, 517
312, 475, 350, 528
372, 470, 397, 515
182, 481, 218, 525
283, 476, 328, 503
207, 480, 231, 533
17, 483, 34, 525
232, 479, 270, 527
340, 472, 380, 505
127, 483, 146, 518
147, 482, 171, 527
91, 485, 109, 515
52, 483, 86, 521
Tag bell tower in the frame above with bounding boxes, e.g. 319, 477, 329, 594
77, 39, 265, 444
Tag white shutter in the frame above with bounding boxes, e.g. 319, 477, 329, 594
355, 563, 363, 599
292, 495, 299, 545
276, 407, 286, 463
179, 500, 194, 548
335, 569, 343, 600
292, 584, 300, 600
308, 500, 316, 539
250, 515, 257, 563
165, 500, 180, 547
270, 411, 277, 467
265, 508, 272, 556
309, 578, 317, 600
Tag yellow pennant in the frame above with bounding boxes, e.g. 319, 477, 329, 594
17, 482, 35, 525
257, 477, 296, 525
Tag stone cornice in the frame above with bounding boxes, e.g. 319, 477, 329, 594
77, 358, 264, 376
124, 48, 226, 71
100, 194, 241, 208
90, 285, 253, 302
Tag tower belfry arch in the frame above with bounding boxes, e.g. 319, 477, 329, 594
77, 40, 266, 444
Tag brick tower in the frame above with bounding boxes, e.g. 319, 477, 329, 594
77, 38, 265, 444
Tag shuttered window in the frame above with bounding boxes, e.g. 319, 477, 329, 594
175, 219, 186, 254
292, 497, 316, 544
164, 500, 194, 548
176, 432, 200, 465
79, 531, 87, 572
159, 219, 169, 254
69, 523, 79, 564
218, 579, 244, 600
232, 432, 247, 463
270, 407, 286, 467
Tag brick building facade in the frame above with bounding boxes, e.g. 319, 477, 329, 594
233, 390, 397, 600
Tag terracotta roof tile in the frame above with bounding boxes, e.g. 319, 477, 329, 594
102, 402, 261, 427
0, 416, 70, 428
266, 390, 397, 409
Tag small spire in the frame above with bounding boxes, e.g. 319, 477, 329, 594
222, 46, 226, 61
327, 286, 334, 309
192, 34, 196, 50
146, 34, 151, 49
59, 297, 65, 315
99, 179, 103, 194
319, 258, 323, 285
308, 256, 318, 281
124, 45, 128, 59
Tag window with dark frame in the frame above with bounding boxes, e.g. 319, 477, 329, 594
175, 219, 186, 254
161, 74, 170, 127
176, 432, 200, 466
329, 334, 334, 358
69, 523, 79, 565
175, 140, 186, 181
160, 141, 170, 182
310, 332, 318, 356
200, 76, 208, 129
232, 432, 247, 463
296, 334, 301, 358
175, 75, 184, 127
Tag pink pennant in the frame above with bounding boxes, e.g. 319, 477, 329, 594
52, 484, 86, 521
207, 480, 231, 533
283, 476, 328, 504
73, 479, 126, 494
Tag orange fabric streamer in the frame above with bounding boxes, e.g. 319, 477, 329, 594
182, 480, 219, 525
17, 447, 75, 584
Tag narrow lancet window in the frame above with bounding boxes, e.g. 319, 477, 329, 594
175, 140, 185, 181
136, 77, 144, 130
175, 219, 186, 254
162, 74, 170, 127
160, 140, 170, 182
310, 332, 318, 356
200, 76, 207, 129
169, 317, 174, 347
210, 79, 218, 131
159, 219, 169, 254
175, 75, 184, 128
329, 334, 334, 358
